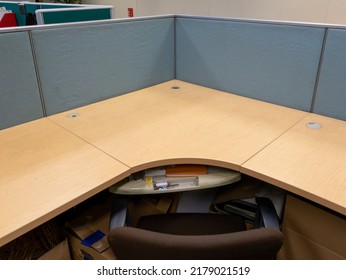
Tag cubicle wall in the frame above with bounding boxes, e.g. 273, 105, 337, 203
174, 16, 346, 121
35, 6, 113, 25
0, 1, 113, 26
0, 16, 174, 129
313, 29, 346, 121
0, 16, 175, 129
0, 32, 44, 130
32, 17, 175, 115
175, 17, 325, 111
1, 15, 346, 130
0, 1, 78, 26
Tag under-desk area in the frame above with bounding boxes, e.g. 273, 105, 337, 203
0, 15, 345, 259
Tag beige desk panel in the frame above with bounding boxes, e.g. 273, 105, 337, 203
49, 80, 307, 173
0, 119, 130, 247
242, 114, 346, 216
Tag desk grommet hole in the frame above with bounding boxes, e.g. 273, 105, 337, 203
171, 86, 180, 90
67, 112, 80, 118
306, 122, 321, 129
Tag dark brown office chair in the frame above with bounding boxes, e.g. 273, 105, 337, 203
107, 197, 283, 260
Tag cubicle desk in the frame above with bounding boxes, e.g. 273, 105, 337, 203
49, 80, 307, 172
1, 80, 345, 249
242, 114, 346, 216
0, 119, 130, 247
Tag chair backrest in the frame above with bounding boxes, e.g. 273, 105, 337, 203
108, 226, 283, 260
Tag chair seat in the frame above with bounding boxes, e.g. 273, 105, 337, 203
137, 213, 246, 235
108, 226, 283, 260
108, 213, 284, 259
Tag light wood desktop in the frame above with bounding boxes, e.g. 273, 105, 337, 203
49, 80, 307, 172
242, 113, 346, 216
0, 119, 130, 247
2, 80, 345, 249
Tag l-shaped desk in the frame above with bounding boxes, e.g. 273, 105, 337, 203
1, 80, 345, 247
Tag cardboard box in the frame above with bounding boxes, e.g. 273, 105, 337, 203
277, 194, 346, 260
66, 197, 116, 260
127, 194, 178, 227
38, 239, 71, 260
67, 233, 115, 260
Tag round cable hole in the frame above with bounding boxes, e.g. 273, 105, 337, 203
67, 112, 80, 118
306, 122, 321, 129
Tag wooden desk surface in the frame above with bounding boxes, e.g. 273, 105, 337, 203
0, 119, 130, 247
49, 80, 307, 172
3, 80, 345, 248
242, 114, 346, 216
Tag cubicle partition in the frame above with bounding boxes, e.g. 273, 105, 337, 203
1, 15, 346, 127
32, 17, 175, 115
0, 16, 175, 129
175, 17, 325, 111
0, 1, 114, 26
0, 31, 43, 130
0, 1, 31, 26
174, 16, 346, 121
35, 6, 113, 25
313, 29, 346, 121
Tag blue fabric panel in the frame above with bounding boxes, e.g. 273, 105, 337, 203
31, 18, 175, 115
176, 18, 325, 111
0, 32, 43, 130
313, 29, 346, 121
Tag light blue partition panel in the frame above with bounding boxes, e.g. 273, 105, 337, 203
176, 17, 325, 111
0, 32, 43, 130
31, 17, 175, 115
313, 29, 346, 121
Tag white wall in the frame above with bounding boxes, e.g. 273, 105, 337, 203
83, 0, 346, 24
